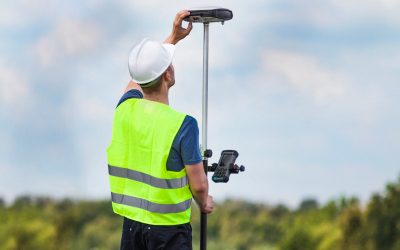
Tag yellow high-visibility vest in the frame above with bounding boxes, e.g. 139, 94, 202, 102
107, 98, 192, 225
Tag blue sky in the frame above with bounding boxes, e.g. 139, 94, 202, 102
1, 0, 399, 207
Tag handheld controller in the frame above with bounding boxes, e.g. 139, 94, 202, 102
208, 150, 245, 183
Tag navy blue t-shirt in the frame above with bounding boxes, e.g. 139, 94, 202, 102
116, 89, 202, 171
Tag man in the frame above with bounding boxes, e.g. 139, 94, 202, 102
107, 10, 213, 250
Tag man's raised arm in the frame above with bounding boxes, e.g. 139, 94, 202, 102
164, 10, 193, 44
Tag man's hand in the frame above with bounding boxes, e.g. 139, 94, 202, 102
164, 10, 193, 45
201, 195, 214, 214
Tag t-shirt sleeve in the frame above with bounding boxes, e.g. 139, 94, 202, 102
116, 89, 143, 108
179, 116, 202, 165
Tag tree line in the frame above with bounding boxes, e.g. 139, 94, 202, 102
1, 176, 400, 250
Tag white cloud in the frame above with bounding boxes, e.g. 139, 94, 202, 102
0, 0, 57, 28
326, 0, 400, 25
262, 0, 400, 29
124, 0, 233, 9
33, 20, 102, 67
69, 89, 113, 123
379, 0, 400, 9
0, 62, 31, 106
336, 0, 400, 10
251, 48, 390, 131
0, 5, 23, 28
261, 50, 346, 104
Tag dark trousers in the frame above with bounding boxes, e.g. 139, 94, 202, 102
120, 217, 193, 250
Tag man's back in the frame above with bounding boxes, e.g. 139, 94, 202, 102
107, 95, 193, 225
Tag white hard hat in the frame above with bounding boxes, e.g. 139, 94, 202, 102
128, 38, 175, 85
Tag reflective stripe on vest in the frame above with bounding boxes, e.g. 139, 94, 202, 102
108, 165, 188, 189
111, 193, 192, 214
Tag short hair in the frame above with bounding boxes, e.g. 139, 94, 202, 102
141, 74, 163, 94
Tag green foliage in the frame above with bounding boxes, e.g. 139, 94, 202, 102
339, 203, 365, 250
298, 198, 319, 212
2, 176, 400, 249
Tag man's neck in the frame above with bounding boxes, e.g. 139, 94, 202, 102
142, 80, 170, 105
144, 93, 169, 105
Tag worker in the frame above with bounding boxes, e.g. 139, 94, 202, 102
107, 10, 214, 250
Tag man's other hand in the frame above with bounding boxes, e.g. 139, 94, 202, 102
202, 195, 214, 214
164, 10, 193, 45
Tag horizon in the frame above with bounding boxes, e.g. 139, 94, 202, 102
2, 172, 397, 209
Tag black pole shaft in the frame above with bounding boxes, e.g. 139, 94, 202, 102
200, 159, 208, 250
200, 211, 207, 250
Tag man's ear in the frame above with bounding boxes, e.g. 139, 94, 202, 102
163, 66, 172, 82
